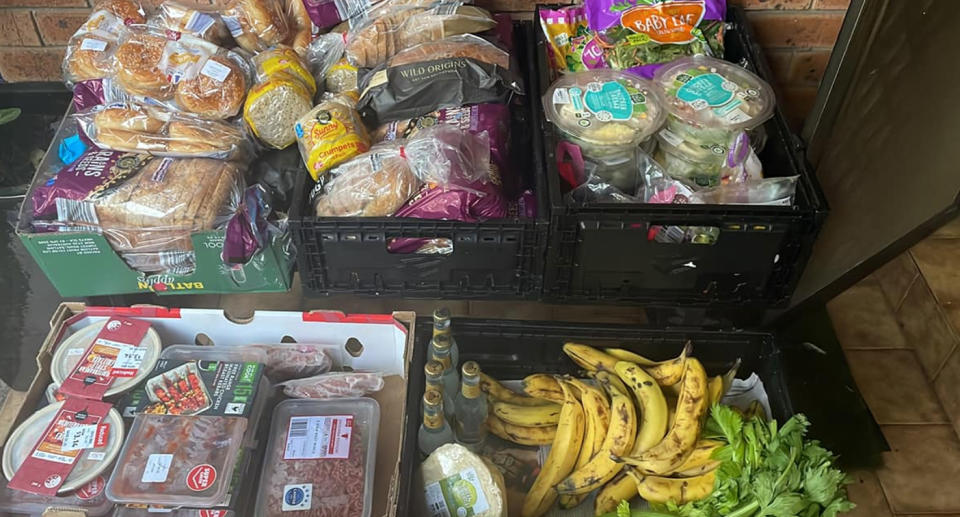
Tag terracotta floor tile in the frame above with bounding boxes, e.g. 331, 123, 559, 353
843, 468, 893, 517
934, 347, 960, 439
827, 280, 908, 349
845, 350, 948, 424
873, 253, 919, 311
911, 239, 960, 317
877, 425, 960, 514
897, 278, 959, 377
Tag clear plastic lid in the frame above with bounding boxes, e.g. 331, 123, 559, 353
0, 469, 114, 515
105, 415, 247, 507
653, 55, 776, 132
159, 345, 269, 364
2, 401, 124, 493
113, 506, 236, 516
50, 320, 163, 397
543, 69, 666, 148
254, 398, 380, 517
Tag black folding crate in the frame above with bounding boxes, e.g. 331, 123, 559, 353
537, 6, 828, 306
290, 21, 549, 299
395, 316, 795, 517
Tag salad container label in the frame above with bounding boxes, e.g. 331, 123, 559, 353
283, 415, 354, 460
59, 317, 153, 400
122, 359, 264, 418
423, 467, 490, 517
8, 398, 113, 495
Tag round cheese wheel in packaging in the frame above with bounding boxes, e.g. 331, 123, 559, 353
420, 443, 506, 517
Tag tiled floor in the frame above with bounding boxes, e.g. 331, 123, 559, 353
827, 275, 960, 516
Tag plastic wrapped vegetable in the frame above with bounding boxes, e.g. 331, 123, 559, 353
586, 0, 726, 78
279, 372, 385, 399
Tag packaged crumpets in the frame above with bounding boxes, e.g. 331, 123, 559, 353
295, 96, 370, 180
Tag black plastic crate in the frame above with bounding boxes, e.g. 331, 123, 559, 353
290, 21, 549, 299
395, 316, 794, 516
537, 6, 828, 306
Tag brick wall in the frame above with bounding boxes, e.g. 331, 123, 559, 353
1, 0, 849, 125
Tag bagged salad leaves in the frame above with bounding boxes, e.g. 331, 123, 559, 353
586, 0, 726, 78
539, 5, 607, 74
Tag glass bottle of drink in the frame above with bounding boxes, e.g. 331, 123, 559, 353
424, 360, 456, 422
418, 388, 454, 457
454, 361, 487, 451
430, 334, 459, 400
432, 307, 459, 369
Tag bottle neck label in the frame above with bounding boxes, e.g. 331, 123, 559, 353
461, 381, 480, 399
424, 409, 444, 430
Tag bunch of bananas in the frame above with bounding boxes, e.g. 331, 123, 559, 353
480, 343, 738, 517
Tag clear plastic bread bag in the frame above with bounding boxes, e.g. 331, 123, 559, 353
310, 143, 421, 217
243, 71, 314, 149
74, 102, 253, 160
63, 30, 119, 86
344, 3, 496, 68
149, 0, 231, 45
295, 95, 370, 181
252, 45, 317, 95
92, 0, 146, 24
221, 0, 291, 53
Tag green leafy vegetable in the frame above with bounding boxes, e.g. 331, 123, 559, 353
654, 405, 855, 517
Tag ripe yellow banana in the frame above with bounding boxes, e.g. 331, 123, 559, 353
522, 373, 565, 403
615, 358, 708, 475
480, 373, 551, 406
644, 341, 692, 387
626, 466, 717, 504
604, 348, 658, 366
563, 343, 619, 373
614, 361, 668, 455
668, 439, 722, 477
485, 414, 557, 446
559, 378, 609, 509
707, 375, 723, 407
555, 372, 636, 495
721, 358, 741, 396
594, 473, 638, 516
492, 400, 561, 428
521, 380, 585, 517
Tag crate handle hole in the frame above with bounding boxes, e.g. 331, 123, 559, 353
345, 337, 364, 357
195, 333, 215, 347
281, 335, 297, 343
385, 237, 453, 256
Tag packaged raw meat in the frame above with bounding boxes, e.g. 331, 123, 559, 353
0, 471, 113, 515
254, 398, 379, 517
49, 318, 162, 399
105, 414, 247, 506
244, 343, 337, 382
4, 400, 124, 495
279, 372, 384, 399
114, 508, 235, 517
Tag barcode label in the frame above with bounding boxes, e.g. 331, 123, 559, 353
424, 468, 489, 517
423, 482, 450, 517
283, 415, 353, 460
56, 198, 99, 225
185, 11, 215, 34
552, 87, 571, 105
221, 15, 243, 37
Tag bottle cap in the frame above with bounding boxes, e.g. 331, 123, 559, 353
461, 361, 480, 377
424, 360, 444, 377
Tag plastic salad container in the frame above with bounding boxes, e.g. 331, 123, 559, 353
254, 398, 380, 517
2, 402, 124, 493
50, 320, 162, 397
652, 55, 774, 185
0, 468, 114, 516
105, 414, 247, 507
544, 69, 666, 156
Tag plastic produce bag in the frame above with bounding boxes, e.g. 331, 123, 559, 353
279, 372, 384, 399
357, 34, 522, 126
221, 0, 291, 53
539, 5, 607, 74
75, 102, 252, 159
149, 1, 231, 45
690, 176, 800, 206
295, 95, 370, 180
586, 0, 726, 78
344, 4, 496, 68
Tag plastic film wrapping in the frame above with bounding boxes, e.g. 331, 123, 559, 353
222, 0, 291, 53
295, 97, 370, 181
244, 72, 314, 149
149, 1, 231, 45
279, 372, 385, 399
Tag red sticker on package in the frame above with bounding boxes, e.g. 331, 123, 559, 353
75, 475, 105, 500
200, 511, 230, 517
58, 317, 152, 399
8, 398, 113, 496
186, 464, 217, 491
283, 415, 354, 460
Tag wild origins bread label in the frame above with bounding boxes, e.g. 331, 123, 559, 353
424, 467, 490, 517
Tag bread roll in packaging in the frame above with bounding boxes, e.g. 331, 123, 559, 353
311, 125, 490, 217
344, 4, 497, 68
75, 102, 252, 160
61, 8, 131, 86
92, 0, 146, 24
357, 34, 523, 126
295, 95, 370, 180
222, 0, 291, 53
150, 0, 231, 45
306, 33, 359, 99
